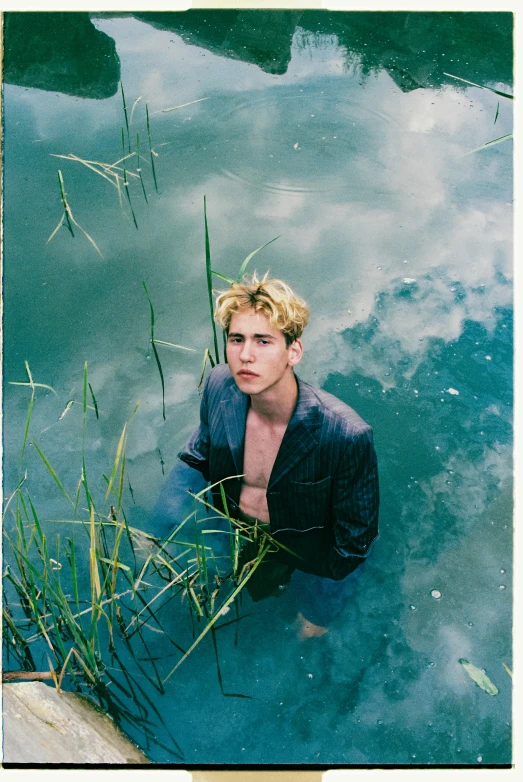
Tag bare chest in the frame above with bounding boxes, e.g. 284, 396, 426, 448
242, 411, 287, 490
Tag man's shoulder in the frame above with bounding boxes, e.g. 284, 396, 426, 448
205, 364, 235, 397
300, 378, 372, 438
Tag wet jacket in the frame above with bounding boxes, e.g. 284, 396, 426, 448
179, 364, 379, 580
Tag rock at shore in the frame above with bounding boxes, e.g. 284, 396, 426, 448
2, 681, 150, 764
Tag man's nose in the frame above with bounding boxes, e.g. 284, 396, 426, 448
240, 340, 253, 362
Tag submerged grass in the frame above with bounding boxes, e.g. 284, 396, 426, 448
3, 360, 295, 693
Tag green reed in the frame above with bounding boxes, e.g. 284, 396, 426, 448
204, 195, 221, 365
3, 435, 280, 692
146, 103, 159, 194
136, 133, 149, 204
120, 81, 131, 154
47, 171, 103, 257
444, 72, 513, 155
142, 282, 166, 421
5, 201, 294, 693
122, 144, 138, 230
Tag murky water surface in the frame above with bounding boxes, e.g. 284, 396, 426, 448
3, 11, 513, 765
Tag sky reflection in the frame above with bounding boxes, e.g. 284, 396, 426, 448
2, 12, 512, 765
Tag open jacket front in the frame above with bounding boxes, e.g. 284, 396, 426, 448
179, 364, 379, 580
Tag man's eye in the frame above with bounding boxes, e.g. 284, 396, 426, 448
259, 340, 270, 345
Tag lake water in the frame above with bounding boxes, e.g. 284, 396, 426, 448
2, 10, 513, 766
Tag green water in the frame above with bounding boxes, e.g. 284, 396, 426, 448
2, 11, 512, 765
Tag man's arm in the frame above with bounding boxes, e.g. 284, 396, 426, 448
177, 375, 211, 481
327, 425, 379, 580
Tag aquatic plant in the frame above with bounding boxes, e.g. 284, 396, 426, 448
122, 138, 138, 229
120, 81, 131, 154
2, 364, 294, 694
444, 72, 513, 154
47, 170, 103, 257
136, 133, 149, 203
204, 195, 221, 365
146, 103, 159, 194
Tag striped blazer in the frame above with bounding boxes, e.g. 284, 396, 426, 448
179, 364, 379, 580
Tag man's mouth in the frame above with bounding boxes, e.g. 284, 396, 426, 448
238, 370, 258, 377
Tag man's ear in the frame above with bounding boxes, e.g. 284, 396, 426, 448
288, 339, 303, 367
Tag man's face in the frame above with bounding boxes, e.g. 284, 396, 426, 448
226, 307, 302, 396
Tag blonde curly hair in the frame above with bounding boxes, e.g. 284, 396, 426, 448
214, 272, 310, 345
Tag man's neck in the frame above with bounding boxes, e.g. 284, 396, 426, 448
249, 369, 298, 426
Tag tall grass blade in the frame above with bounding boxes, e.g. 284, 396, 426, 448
2, 471, 27, 521
117, 452, 126, 512
67, 211, 104, 257
89, 505, 102, 624
56, 172, 103, 257
146, 104, 159, 193
198, 348, 215, 394
88, 383, 99, 419
120, 81, 131, 153
9, 381, 57, 394
20, 390, 35, 468
463, 133, 513, 156
52, 154, 119, 191
236, 235, 280, 282
46, 213, 65, 244
104, 423, 127, 502
204, 196, 220, 364
81, 363, 93, 510
143, 282, 166, 421
67, 536, 81, 617
163, 539, 271, 682
32, 442, 73, 506
443, 72, 513, 99
494, 101, 500, 124
154, 339, 196, 352
162, 97, 210, 112
129, 95, 143, 126
123, 162, 138, 230
128, 477, 135, 504
211, 271, 234, 284
210, 626, 251, 698
59, 400, 75, 421
57, 170, 75, 237
136, 133, 149, 204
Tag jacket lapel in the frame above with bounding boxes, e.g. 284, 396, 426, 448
268, 376, 321, 489
221, 381, 249, 475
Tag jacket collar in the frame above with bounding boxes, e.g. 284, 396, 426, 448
221, 371, 321, 487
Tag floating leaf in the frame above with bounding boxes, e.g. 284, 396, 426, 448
502, 662, 512, 679
459, 659, 499, 695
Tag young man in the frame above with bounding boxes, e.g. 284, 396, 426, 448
157, 274, 379, 637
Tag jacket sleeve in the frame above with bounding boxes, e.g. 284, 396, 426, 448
178, 375, 211, 482
326, 425, 379, 580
